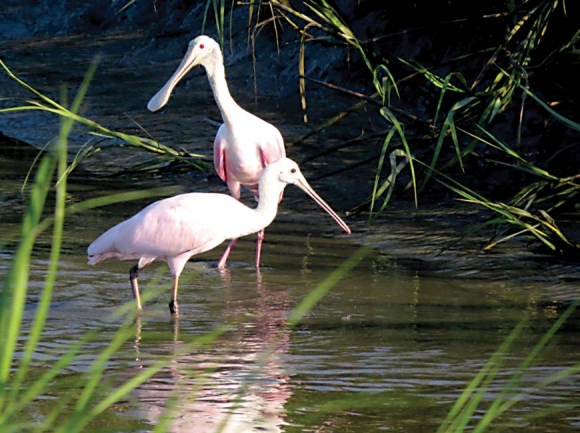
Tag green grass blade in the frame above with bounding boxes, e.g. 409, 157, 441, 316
398, 58, 468, 94
1, 337, 88, 425
369, 128, 396, 218
7, 60, 98, 412
473, 301, 579, 431
0, 61, 207, 166
287, 248, 369, 327
492, 65, 580, 131
379, 107, 418, 206
0, 155, 55, 410
438, 320, 527, 432
375, 149, 409, 218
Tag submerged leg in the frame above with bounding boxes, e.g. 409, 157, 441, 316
255, 229, 265, 268
129, 265, 143, 312
217, 238, 238, 269
168, 275, 180, 317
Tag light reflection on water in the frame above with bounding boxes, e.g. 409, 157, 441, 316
3, 227, 580, 432
125, 271, 294, 433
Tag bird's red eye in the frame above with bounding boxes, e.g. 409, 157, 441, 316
200, 44, 205, 49
291, 168, 297, 174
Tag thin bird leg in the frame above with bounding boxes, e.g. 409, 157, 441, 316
168, 275, 180, 317
217, 194, 242, 269
129, 265, 143, 312
217, 238, 238, 269
255, 229, 265, 268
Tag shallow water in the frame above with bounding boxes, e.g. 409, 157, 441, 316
2, 166, 580, 432
1, 31, 580, 432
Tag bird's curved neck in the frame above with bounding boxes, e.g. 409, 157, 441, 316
204, 54, 243, 126
249, 182, 285, 233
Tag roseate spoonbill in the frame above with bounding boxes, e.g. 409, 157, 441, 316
87, 158, 350, 316
147, 35, 286, 269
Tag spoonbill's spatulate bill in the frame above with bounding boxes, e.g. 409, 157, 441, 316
88, 158, 350, 316
148, 35, 286, 269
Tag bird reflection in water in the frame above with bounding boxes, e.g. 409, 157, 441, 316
130, 268, 294, 432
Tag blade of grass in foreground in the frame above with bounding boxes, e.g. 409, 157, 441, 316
6, 59, 98, 414
439, 300, 580, 432
472, 300, 580, 432
437, 321, 526, 433
287, 247, 370, 327
0, 155, 55, 415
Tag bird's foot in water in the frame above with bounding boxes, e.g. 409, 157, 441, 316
169, 300, 179, 317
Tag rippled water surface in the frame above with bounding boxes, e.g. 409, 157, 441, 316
2, 165, 580, 432
1, 32, 580, 432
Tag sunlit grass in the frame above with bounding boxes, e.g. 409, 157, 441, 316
439, 301, 580, 433
0, 60, 212, 174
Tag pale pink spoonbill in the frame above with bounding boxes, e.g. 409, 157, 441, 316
87, 157, 350, 316
148, 35, 286, 269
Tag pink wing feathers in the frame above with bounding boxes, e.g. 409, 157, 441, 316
213, 124, 228, 183
258, 124, 286, 166
213, 120, 286, 200
88, 193, 244, 264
